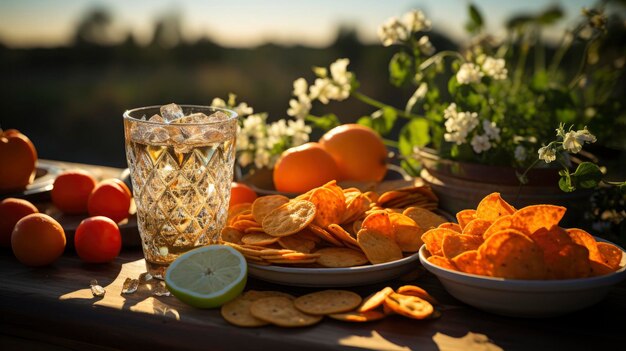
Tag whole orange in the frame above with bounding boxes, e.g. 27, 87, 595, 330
273, 142, 340, 193
0, 129, 38, 192
51, 170, 97, 214
88, 179, 132, 223
319, 124, 387, 182
230, 182, 257, 208
0, 198, 39, 247
11, 213, 66, 266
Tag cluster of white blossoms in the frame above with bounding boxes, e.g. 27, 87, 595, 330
443, 103, 501, 154
457, 56, 508, 84
538, 126, 597, 163
443, 103, 479, 145
287, 58, 354, 119
215, 96, 312, 169
377, 10, 435, 55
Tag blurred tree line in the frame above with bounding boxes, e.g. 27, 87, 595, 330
0, 6, 623, 169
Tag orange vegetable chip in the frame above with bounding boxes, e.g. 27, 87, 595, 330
341, 193, 369, 224
322, 180, 346, 203
479, 230, 546, 279
455, 209, 476, 230
357, 228, 403, 264
403, 207, 446, 230
442, 234, 484, 259
590, 260, 615, 276
220, 226, 244, 244
427, 255, 458, 271
452, 250, 492, 276
241, 232, 280, 246
388, 212, 424, 252
308, 224, 343, 246
327, 223, 359, 247
482, 215, 513, 239
309, 187, 345, 228
462, 218, 493, 237
438, 222, 462, 233
251, 195, 290, 224
512, 204, 566, 235
421, 228, 457, 256
361, 210, 393, 236
475, 192, 516, 221
597, 242, 623, 270
566, 228, 603, 263
531, 226, 591, 279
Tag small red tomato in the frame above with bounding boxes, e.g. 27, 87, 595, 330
74, 216, 121, 263
88, 179, 131, 223
229, 182, 257, 208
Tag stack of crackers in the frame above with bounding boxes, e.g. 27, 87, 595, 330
221, 285, 439, 328
221, 181, 445, 267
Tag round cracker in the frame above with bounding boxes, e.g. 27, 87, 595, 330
220, 226, 244, 244
357, 287, 394, 312
316, 247, 368, 268
221, 296, 269, 327
357, 228, 403, 264
262, 200, 316, 237
241, 232, 280, 246
294, 290, 362, 315
252, 195, 290, 224
403, 207, 447, 230
278, 235, 316, 253
250, 297, 322, 327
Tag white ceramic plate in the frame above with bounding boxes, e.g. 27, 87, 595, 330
247, 252, 420, 287
419, 237, 626, 317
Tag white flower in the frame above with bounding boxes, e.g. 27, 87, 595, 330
241, 114, 266, 140
234, 102, 253, 117
514, 145, 527, 162
538, 146, 557, 163
482, 120, 501, 141
254, 148, 271, 169
471, 134, 491, 153
481, 57, 508, 80
237, 151, 254, 167
574, 127, 597, 144
443, 103, 479, 145
211, 98, 226, 108
330, 58, 352, 86
456, 63, 483, 84
288, 119, 312, 146
377, 17, 409, 47
417, 36, 435, 56
563, 131, 583, 154
287, 96, 311, 120
292, 78, 308, 98
402, 9, 431, 33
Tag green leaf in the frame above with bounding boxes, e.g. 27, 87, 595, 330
465, 4, 484, 34
531, 70, 549, 92
359, 107, 397, 136
389, 52, 413, 87
571, 162, 603, 189
558, 168, 575, 192
399, 119, 430, 156
401, 158, 422, 177
556, 109, 576, 124
506, 15, 534, 30
305, 114, 340, 130
448, 76, 460, 96
536, 6, 563, 25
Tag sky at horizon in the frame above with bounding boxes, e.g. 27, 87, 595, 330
0, 0, 600, 48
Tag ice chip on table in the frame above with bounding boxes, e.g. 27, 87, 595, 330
89, 280, 106, 297
122, 277, 139, 295
153, 281, 171, 297
149, 114, 165, 123
139, 272, 153, 283
160, 103, 184, 122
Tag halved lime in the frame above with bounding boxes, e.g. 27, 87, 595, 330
165, 245, 247, 308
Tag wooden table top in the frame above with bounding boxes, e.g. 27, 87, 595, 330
2, 161, 626, 350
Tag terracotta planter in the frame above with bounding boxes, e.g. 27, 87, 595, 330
415, 148, 592, 227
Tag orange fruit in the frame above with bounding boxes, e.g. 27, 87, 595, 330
0, 129, 38, 192
88, 179, 132, 223
51, 170, 97, 214
230, 182, 257, 208
273, 142, 340, 193
74, 216, 122, 263
319, 124, 387, 182
11, 213, 66, 266
0, 198, 39, 247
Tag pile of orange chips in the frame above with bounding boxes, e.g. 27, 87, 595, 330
221, 181, 444, 267
423, 192, 623, 279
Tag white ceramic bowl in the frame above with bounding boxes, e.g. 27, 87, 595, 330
419, 238, 626, 317
248, 252, 419, 287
